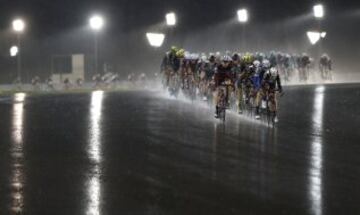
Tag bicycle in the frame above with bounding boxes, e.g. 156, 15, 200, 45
263, 89, 284, 126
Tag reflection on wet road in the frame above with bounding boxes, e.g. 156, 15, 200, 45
310, 86, 324, 215
11, 93, 26, 213
87, 91, 104, 215
0, 84, 360, 215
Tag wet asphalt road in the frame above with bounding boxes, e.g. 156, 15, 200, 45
0, 84, 360, 215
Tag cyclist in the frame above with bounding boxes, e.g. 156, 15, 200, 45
238, 53, 255, 113
46, 77, 55, 90
254, 59, 271, 119
63, 78, 71, 90
31, 76, 41, 91
198, 54, 209, 101
319, 54, 332, 80
299, 53, 311, 82
93, 74, 102, 88
232, 53, 244, 114
256, 67, 283, 122
205, 54, 218, 101
76, 78, 84, 88
283, 54, 292, 82
214, 55, 234, 118
161, 46, 178, 87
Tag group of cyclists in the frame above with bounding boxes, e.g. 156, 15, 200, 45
160, 46, 333, 123
20, 72, 121, 91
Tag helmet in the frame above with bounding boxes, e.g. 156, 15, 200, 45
270, 67, 278, 76
262, 59, 270, 68
171, 46, 178, 54
208, 55, 216, 63
222, 55, 232, 62
191, 53, 199, 60
253, 60, 261, 67
201, 55, 207, 62
176, 49, 185, 58
242, 53, 254, 64
232, 53, 240, 61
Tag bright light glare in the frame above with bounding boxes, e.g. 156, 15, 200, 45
237, 9, 248, 23
14, 93, 26, 103
87, 91, 103, 215
10, 46, 19, 57
12, 19, 25, 32
313, 4, 324, 18
307, 32, 321, 45
307, 31, 327, 45
146, 33, 165, 47
166, 12, 176, 26
90, 15, 104, 31
309, 86, 325, 215
11, 93, 26, 214
89, 91, 104, 163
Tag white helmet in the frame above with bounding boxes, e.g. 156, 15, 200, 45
270, 67, 278, 76
253, 60, 261, 67
184, 51, 191, 60
190, 53, 199, 60
262, 59, 270, 68
222, 55, 232, 62
201, 55, 207, 62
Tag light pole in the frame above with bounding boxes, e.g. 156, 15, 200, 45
313, 4, 325, 59
12, 19, 25, 82
89, 15, 104, 75
165, 12, 176, 45
237, 9, 248, 51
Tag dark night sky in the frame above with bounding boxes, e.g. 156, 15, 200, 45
0, 0, 360, 82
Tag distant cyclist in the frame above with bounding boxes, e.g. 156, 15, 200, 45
299, 53, 311, 82
319, 54, 332, 80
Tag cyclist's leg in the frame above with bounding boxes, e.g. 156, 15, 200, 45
237, 85, 243, 113
214, 87, 220, 117
269, 91, 279, 122
255, 89, 262, 118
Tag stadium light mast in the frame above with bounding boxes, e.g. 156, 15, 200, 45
237, 9, 248, 23
12, 19, 25, 82
89, 15, 105, 75
237, 9, 249, 51
313, 4, 325, 59
10, 46, 19, 57
166, 12, 176, 26
313, 4, 324, 19
146, 33, 165, 48
307, 31, 327, 45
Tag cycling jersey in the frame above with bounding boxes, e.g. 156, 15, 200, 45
263, 72, 282, 92
251, 67, 266, 90
203, 62, 217, 79
215, 64, 234, 87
